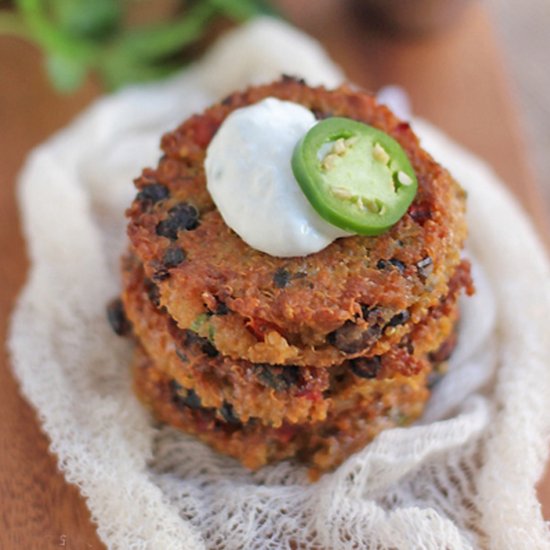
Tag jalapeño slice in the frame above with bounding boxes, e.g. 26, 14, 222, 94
291, 117, 418, 235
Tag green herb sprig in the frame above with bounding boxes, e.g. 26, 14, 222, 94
0, 0, 277, 92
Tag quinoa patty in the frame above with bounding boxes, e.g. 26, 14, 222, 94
118, 77, 474, 473
122, 255, 463, 427
132, 344, 432, 473
126, 78, 469, 365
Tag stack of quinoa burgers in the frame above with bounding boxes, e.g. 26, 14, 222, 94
110, 78, 473, 475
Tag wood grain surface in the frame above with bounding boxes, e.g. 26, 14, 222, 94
0, 2, 548, 548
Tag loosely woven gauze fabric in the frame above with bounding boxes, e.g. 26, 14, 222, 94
8, 18, 550, 550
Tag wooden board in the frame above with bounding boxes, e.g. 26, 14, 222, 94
0, 3, 548, 547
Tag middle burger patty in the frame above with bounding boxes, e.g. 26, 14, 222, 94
122, 254, 468, 427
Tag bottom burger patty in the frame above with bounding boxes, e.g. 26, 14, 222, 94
132, 341, 449, 474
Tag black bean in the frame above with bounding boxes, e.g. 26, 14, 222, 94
256, 364, 277, 389
328, 321, 382, 354
201, 340, 219, 358
273, 268, 291, 289
163, 246, 186, 269
387, 310, 410, 327
219, 402, 240, 424
170, 380, 202, 409
106, 298, 131, 336
360, 305, 384, 323
183, 329, 218, 357
350, 356, 382, 379
144, 278, 160, 307
182, 388, 202, 409
204, 297, 230, 316
376, 258, 406, 273
416, 256, 433, 279
170, 379, 182, 394
214, 301, 229, 316
390, 259, 404, 271
176, 349, 188, 363
390, 259, 406, 272
256, 365, 301, 392
136, 183, 170, 205
183, 329, 203, 347
156, 203, 199, 240
281, 74, 306, 85
281, 366, 301, 386
360, 304, 374, 318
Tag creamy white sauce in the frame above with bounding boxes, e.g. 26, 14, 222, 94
205, 97, 352, 257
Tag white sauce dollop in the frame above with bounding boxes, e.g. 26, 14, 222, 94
205, 97, 352, 257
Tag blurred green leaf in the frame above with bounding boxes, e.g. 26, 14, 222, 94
115, 2, 216, 62
51, 0, 122, 39
3, 0, 279, 92
16, 0, 100, 62
208, 0, 279, 20
98, 47, 180, 89
45, 52, 88, 92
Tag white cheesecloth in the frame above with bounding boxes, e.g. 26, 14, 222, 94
8, 17, 550, 550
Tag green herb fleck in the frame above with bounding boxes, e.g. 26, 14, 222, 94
190, 312, 210, 333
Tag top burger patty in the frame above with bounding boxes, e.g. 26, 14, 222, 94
127, 77, 469, 365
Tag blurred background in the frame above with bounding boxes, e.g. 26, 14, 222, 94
354, 0, 550, 215
487, 0, 550, 214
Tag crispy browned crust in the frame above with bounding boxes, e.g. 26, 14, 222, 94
122, 254, 464, 427
126, 78, 469, 365
132, 344, 431, 473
